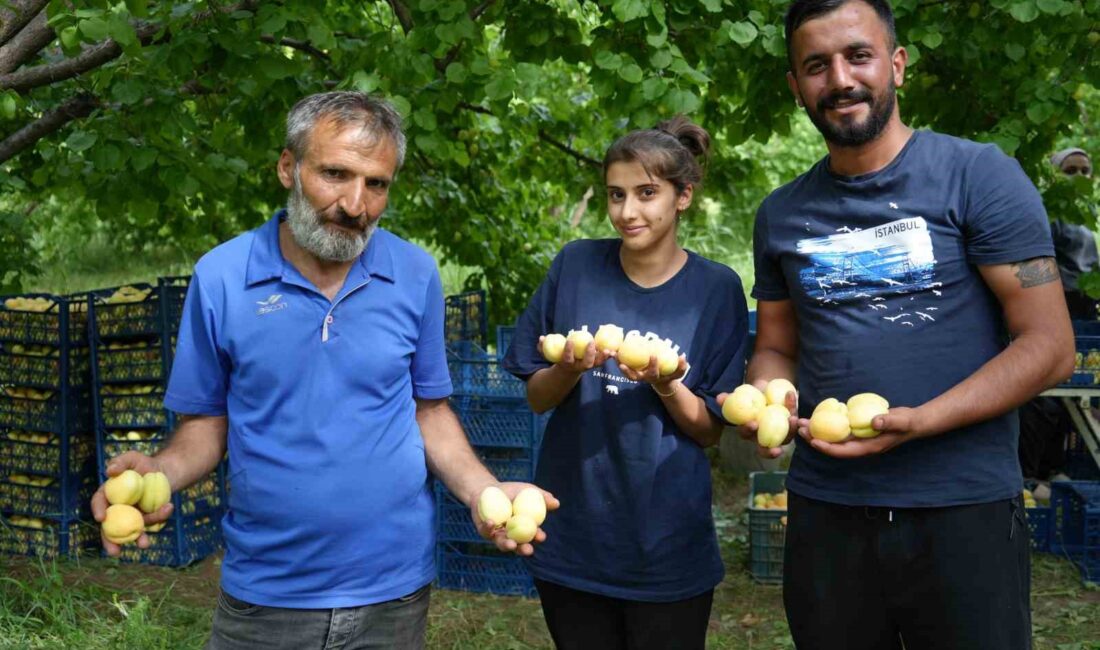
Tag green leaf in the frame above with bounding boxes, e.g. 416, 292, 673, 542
641, 77, 668, 101
664, 88, 700, 114
1026, 101, 1056, 124
650, 49, 672, 69
350, 71, 380, 93
65, 131, 98, 153
125, 0, 149, 18
1008, 1, 1040, 22
905, 43, 921, 66
728, 21, 758, 47
0, 93, 16, 120
107, 16, 137, 47
611, 0, 648, 22
78, 17, 109, 42
1037, 0, 1064, 13
921, 31, 943, 49
1004, 43, 1026, 61
389, 95, 412, 117
594, 50, 623, 70
619, 63, 644, 83
413, 109, 437, 131
130, 147, 156, 172
111, 79, 144, 105
701, 0, 724, 11
485, 73, 516, 101
445, 62, 468, 84
59, 26, 80, 50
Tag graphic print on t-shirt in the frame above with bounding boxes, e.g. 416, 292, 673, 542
796, 216, 940, 327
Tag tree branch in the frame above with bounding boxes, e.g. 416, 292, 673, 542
435, 0, 496, 74
538, 130, 600, 167
0, 0, 49, 48
458, 101, 493, 115
0, 9, 53, 74
0, 92, 98, 164
386, 0, 413, 34
259, 34, 330, 61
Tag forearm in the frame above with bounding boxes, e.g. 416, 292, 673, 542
746, 348, 797, 386
418, 401, 496, 507
657, 382, 724, 447
525, 365, 583, 414
914, 332, 1074, 438
155, 415, 227, 491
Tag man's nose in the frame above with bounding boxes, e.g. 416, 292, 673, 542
338, 183, 368, 218
826, 55, 855, 94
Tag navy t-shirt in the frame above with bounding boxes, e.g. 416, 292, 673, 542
753, 130, 1054, 508
502, 239, 749, 601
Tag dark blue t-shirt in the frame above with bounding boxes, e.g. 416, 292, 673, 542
753, 130, 1054, 508
502, 239, 749, 601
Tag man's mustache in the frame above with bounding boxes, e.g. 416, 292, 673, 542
817, 88, 874, 112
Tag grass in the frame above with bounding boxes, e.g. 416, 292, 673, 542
2, 455, 1098, 649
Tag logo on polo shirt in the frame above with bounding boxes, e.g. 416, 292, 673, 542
256, 293, 287, 315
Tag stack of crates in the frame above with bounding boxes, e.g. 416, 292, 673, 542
445, 290, 488, 353
436, 295, 543, 597
1049, 480, 1100, 584
89, 277, 227, 566
1065, 320, 1100, 387
0, 292, 99, 558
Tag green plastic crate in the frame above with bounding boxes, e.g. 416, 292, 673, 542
748, 471, 788, 584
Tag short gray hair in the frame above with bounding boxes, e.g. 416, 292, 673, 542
285, 92, 406, 168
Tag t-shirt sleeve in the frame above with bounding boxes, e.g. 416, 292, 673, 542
963, 146, 1054, 265
410, 268, 453, 400
164, 276, 230, 416
501, 249, 564, 380
751, 201, 790, 300
691, 273, 751, 421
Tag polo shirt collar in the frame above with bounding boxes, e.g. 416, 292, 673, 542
245, 209, 395, 287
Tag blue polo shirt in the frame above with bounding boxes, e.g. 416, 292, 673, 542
164, 211, 452, 608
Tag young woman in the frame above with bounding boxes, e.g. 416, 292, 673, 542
502, 116, 749, 650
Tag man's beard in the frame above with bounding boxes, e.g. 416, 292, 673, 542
286, 170, 375, 263
802, 78, 896, 148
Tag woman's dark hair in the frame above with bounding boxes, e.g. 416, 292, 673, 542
602, 115, 711, 196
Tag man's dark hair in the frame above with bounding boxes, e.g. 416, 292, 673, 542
785, 0, 897, 71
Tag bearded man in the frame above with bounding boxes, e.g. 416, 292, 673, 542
90, 92, 557, 650
727, 1, 1075, 648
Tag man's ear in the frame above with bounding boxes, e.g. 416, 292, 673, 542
892, 45, 908, 88
787, 71, 803, 107
277, 150, 296, 190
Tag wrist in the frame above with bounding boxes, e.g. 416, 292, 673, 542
652, 380, 680, 398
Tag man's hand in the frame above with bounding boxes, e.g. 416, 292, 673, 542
717, 380, 798, 459
470, 482, 560, 557
91, 451, 174, 557
796, 406, 923, 458
539, 337, 613, 374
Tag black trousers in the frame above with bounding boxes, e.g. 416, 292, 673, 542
534, 579, 714, 650
783, 492, 1031, 650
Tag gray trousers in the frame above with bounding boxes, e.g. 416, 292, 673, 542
205, 584, 431, 650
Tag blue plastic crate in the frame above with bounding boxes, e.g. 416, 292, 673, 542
94, 341, 168, 384
158, 276, 191, 334
748, 472, 787, 584
113, 510, 224, 567
496, 326, 515, 357
449, 358, 525, 400
452, 396, 544, 449
0, 431, 95, 478
445, 291, 487, 350
1065, 429, 1100, 480
88, 285, 165, 339
477, 447, 538, 483
0, 471, 96, 519
0, 515, 99, 559
0, 344, 90, 389
97, 389, 168, 429
435, 482, 482, 543
0, 292, 90, 347
0, 388, 92, 433
1063, 321, 1100, 387
436, 541, 536, 597
1026, 503, 1052, 552
1049, 480, 1100, 584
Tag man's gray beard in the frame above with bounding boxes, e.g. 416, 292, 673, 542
285, 177, 373, 263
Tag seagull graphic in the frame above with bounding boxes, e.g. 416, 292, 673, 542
256, 294, 282, 306
855, 292, 871, 298
872, 297, 885, 302
884, 313, 910, 322
889, 202, 899, 209
901, 322, 914, 327
816, 278, 831, 290
881, 278, 902, 286
836, 226, 853, 233
916, 311, 936, 322
932, 290, 942, 296
926, 307, 939, 311
869, 304, 887, 311
929, 282, 943, 288
833, 280, 855, 286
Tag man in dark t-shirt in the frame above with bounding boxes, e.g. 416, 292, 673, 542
731, 2, 1076, 649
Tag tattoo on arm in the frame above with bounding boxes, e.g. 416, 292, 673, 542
1012, 257, 1059, 288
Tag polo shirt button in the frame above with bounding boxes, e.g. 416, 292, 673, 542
326, 315, 334, 324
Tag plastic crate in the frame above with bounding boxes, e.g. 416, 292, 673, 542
114, 510, 223, 567
478, 447, 538, 483
0, 515, 99, 559
159, 276, 191, 334
496, 325, 515, 357
0, 292, 89, 347
1065, 428, 1100, 480
0, 344, 90, 389
0, 388, 92, 433
435, 482, 481, 543
94, 340, 168, 383
748, 471, 788, 584
1049, 480, 1100, 583
1064, 321, 1100, 386
0, 471, 96, 518
449, 358, 525, 400
1025, 503, 1052, 552
445, 291, 488, 349
97, 388, 168, 429
436, 541, 536, 597
97, 439, 228, 514
451, 396, 544, 448
87, 284, 169, 338
0, 431, 95, 477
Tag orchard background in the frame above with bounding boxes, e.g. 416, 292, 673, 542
1, 0, 1099, 648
